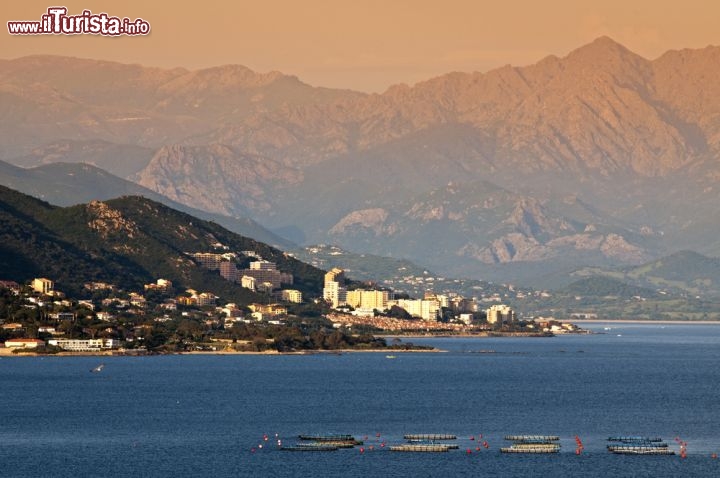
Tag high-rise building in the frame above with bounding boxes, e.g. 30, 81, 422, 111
250, 260, 277, 271
190, 253, 224, 270
390, 298, 440, 321
323, 280, 347, 308
280, 289, 303, 303
324, 268, 345, 285
346, 290, 391, 311
486, 304, 515, 325
323, 268, 347, 308
219, 262, 240, 283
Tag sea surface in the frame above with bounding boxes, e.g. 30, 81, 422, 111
2, 323, 720, 477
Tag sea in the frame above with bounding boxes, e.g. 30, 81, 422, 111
1, 323, 719, 477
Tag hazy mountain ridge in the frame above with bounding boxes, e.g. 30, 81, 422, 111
568, 250, 720, 298
0, 55, 360, 158
0, 159, 293, 248
3, 38, 720, 283
324, 181, 654, 274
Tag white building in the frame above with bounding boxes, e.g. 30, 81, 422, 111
31, 278, 54, 295
323, 280, 347, 309
391, 298, 440, 321
486, 304, 515, 325
4, 338, 45, 349
345, 290, 390, 311
280, 289, 303, 303
48, 338, 118, 351
241, 275, 256, 290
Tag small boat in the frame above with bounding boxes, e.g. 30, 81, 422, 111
385, 355, 397, 359
91, 364, 104, 373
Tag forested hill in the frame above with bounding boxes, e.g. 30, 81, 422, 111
0, 185, 323, 301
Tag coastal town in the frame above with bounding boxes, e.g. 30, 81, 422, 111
0, 246, 582, 355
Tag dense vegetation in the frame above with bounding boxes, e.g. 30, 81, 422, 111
0, 186, 323, 302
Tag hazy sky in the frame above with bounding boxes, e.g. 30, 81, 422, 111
3, 0, 719, 92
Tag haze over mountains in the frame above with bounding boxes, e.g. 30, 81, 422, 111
2, 37, 720, 284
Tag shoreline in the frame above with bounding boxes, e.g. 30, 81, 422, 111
570, 320, 720, 325
4, 321, 715, 357
0, 347, 443, 357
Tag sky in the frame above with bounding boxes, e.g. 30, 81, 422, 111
2, 0, 720, 92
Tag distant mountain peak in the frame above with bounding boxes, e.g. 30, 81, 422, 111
572, 36, 636, 55
564, 36, 648, 67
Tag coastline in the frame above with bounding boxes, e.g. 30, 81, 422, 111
0, 347, 443, 357
5, 321, 717, 357
571, 320, 720, 325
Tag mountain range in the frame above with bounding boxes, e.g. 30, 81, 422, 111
3, 37, 720, 285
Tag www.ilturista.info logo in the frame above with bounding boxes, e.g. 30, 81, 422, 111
8, 7, 150, 36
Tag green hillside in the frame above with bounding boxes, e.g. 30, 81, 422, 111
561, 276, 658, 299
565, 250, 720, 298
0, 159, 294, 249
0, 185, 323, 302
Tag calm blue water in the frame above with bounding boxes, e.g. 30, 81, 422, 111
1, 323, 719, 477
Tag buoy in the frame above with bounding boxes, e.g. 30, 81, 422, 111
359, 447, 365, 453
711, 453, 717, 459
470, 436, 475, 441
475, 447, 481, 451
369, 445, 374, 450
376, 432, 381, 437
466, 448, 472, 454
258, 444, 263, 449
